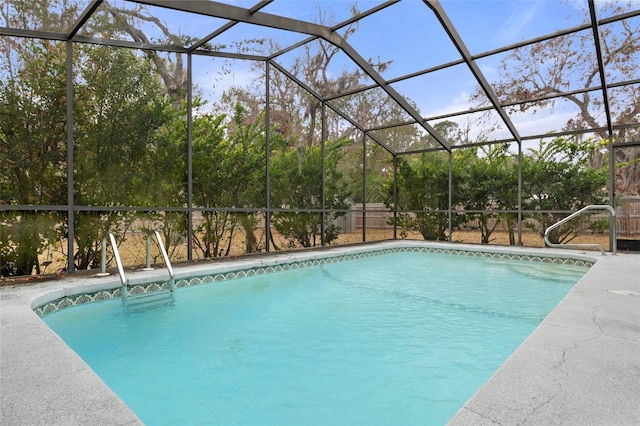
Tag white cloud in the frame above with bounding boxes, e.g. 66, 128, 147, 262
493, 1, 544, 45
417, 90, 475, 118
510, 109, 576, 137
422, 89, 580, 144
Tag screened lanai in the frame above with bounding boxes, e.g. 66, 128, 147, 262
1, 0, 639, 277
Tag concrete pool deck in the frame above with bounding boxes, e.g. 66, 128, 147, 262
1, 241, 639, 425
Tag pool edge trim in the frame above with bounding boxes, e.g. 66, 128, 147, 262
33, 241, 597, 318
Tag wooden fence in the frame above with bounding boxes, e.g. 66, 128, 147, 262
618, 199, 640, 239
337, 201, 640, 240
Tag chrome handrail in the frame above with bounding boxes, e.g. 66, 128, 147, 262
544, 205, 617, 255
152, 230, 175, 292
100, 230, 175, 304
99, 232, 128, 288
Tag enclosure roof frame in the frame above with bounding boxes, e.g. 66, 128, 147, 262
1, 0, 639, 154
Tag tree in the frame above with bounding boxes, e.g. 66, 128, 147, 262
0, 35, 68, 275
89, 2, 190, 106
129, 100, 189, 262
263, 3, 393, 152
231, 3, 398, 245
336, 140, 395, 204
460, 144, 519, 244
190, 101, 268, 258
1, 0, 189, 275
71, 43, 174, 269
383, 120, 478, 241
481, 1, 640, 194
222, 102, 268, 254
522, 137, 608, 244
190, 109, 231, 258
270, 139, 351, 248
386, 151, 457, 241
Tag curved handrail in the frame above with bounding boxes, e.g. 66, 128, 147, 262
544, 205, 617, 255
153, 230, 175, 292
100, 230, 175, 303
106, 231, 128, 287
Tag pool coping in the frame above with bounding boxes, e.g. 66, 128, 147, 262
1, 241, 639, 425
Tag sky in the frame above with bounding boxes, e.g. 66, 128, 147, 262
191, 1, 598, 141
93, 0, 633, 145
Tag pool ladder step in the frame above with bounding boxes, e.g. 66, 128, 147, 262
125, 287, 175, 310
102, 230, 176, 307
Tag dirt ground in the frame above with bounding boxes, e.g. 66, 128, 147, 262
44, 228, 612, 273
337, 229, 611, 249
150, 228, 612, 265
0, 228, 615, 283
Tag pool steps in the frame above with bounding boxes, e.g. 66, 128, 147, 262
103, 230, 176, 307
124, 289, 175, 311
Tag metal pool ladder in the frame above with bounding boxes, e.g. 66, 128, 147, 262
101, 230, 176, 306
544, 205, 617, 255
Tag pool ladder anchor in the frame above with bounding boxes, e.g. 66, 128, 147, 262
544, 205, 617, 256
100, 230, 176, 307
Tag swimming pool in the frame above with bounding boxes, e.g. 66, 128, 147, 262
42, 246, 590, 425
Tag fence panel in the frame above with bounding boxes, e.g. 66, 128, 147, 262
618, 199, 640, 239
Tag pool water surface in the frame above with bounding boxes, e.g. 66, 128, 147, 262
44, 251, 589, 425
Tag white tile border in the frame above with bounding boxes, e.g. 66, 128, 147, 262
33, 240, 597, 317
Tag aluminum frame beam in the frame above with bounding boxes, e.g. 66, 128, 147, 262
331, 1, 400, 32
268, 60, 394, 155
323, 32, 451, 151
322, 7, 640, 115
364, 76, 640, 136
268, 0, 398, 61
588, 0, 613, 136
66, 0, 103, 39
137, 0, 332, 37
0, 26, 66, 41
188, 0, 273, 52
425, 0, 522, 145
137, 0, 451, 152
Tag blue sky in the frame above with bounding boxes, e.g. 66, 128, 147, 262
138, 0, 621, 142
1, 0, 632, 147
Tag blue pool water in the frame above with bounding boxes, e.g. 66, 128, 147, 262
44, 251, 589, 425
